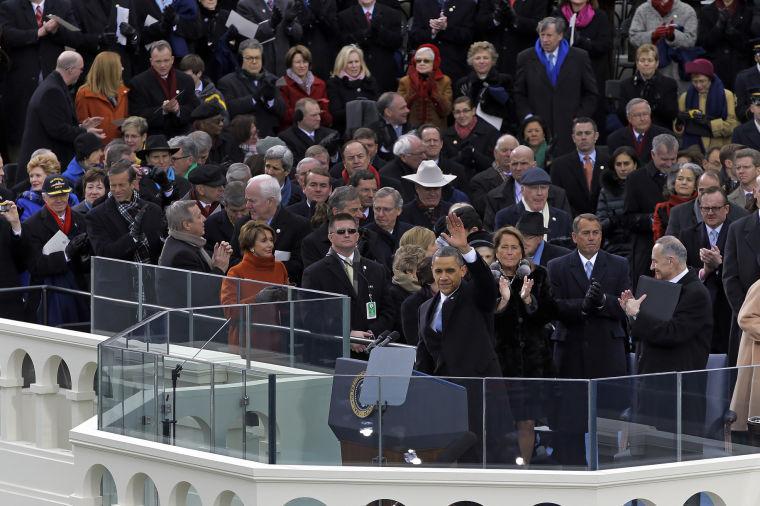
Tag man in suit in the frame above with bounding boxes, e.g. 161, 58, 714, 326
230, 174, 311, 283
731, 89, 760, 149
337, 0, 403, 93
623, 133, 678, 291
379, 134, 427, 204
204, 181, 248, 255
494, 167, 572, 243
302, 212, 392, 338
607, 98, 671, 166
470, 134, 519, 217
513, 17, 598, 156
666, 171, 747, 237
0, 0, 88, 153
217, 40, 286, 137
620, 236, 712, 447
548, 213, 630, 465
362, 187, 413, 271
441, 97, 499, 175
279, 98, 340, 162
369, 92, 410, 160
262, 145, 304, 208
727, 148, 760, 209
517, 212, 570, 267
483, 145, 571, 230
680, 188, 737, 354
733, 43, 760, 122
86, 160, 165, 263
17, 51, 104, 178
550, 117, 609, 217
724, 174, 760, 366
287, 161, 331, 221
128, 40, 199, 138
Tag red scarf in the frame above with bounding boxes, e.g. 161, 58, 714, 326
342, 164, 381, 187
652, 0, 674, 17
455, 117, 478, 140
45, 204, 73, 235
151, 67, 178, 100
407, 44, 444, 109
716, 0, 739, 15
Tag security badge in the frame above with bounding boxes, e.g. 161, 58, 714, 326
366, 280, 377, 319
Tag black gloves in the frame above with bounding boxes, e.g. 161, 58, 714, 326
581, 280, 606, 314
161, 5, 177, 33
497, 0, 516, 27
119, 22, 139, 45
284, 1, 299, 22
65, 233, 89, 260
151, 169, 173, 193
225, 24, 239, 39
319, 131, 341, 155
573, 36, 592, 51
259, 81, 276, 102
270, 6, 283, 28
130, 207, 147, 241
98, 32, 117, 47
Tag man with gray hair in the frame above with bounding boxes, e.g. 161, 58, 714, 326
230, 174, 311, 282
168, 135, 199, 180
264, 145, 303, 206
362, 187, 413, 271
159, 200, 232, 274
18, 50, 105, 175
226, 163, 253, 185
128, 40, 199, 137
370, 92, 410, 161
188, 130, 213, 165
513, 16, 598, 156
203, 181, 249, 255
608, 98, 671, 165
379, 134, 427, 204
624, 133, 679, 290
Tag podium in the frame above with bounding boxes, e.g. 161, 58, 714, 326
328, 350, 471, 466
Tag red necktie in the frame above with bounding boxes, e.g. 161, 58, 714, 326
583, 155, 593, 191
35, 5, 43, 28
365, 11, 372, 25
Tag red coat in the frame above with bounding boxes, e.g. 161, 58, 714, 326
75, 84, 129, 143
276, 74, 333, 129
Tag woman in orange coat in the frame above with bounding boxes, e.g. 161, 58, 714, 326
75, 52, 129, 144
276, 45, 332, 130
397, 44, 452, 129
220, 221, 289, 353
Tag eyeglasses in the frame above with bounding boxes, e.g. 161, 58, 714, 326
171, 155, 191, 162
415, 58, 432, 64
453, 108, 473, 115
699, 205, 727, 213
242, 56, 261, 62
333, 228, 358, 235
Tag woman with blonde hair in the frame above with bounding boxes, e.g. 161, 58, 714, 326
75, 52, 129, 143
327, 45, 379, 135
399, 225, 438, 257
16, 151, 78, 221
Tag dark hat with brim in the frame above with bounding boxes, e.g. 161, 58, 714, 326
189, 164, 227, 187
136, 134, 179, 160
74, 132, 103, 160
516, 211, 549, 236
468, 229, 494, 249
191, 101, 225, 121
749, 86, 760, 106
42, 175, 72, 196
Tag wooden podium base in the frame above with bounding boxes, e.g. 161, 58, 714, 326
340, 441, 444, 466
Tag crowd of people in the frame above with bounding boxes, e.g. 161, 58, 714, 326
5, 0, 760, 466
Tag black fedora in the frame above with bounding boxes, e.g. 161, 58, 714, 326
136, 135, 179, 160
516, 211, 549, 236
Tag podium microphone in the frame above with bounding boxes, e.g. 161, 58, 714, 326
377, 330, 399, 348
365, 330, 391, 353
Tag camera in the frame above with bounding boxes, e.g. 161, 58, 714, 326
0, 203, 9, 213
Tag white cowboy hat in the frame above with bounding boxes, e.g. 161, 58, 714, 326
401, 160, 457, 188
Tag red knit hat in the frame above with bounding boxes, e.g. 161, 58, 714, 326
684, 59, 714, 79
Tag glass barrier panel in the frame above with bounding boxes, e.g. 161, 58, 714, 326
594, 371, 679, 468
275, 373, 344, 465
118, 349, 159, 442
98, 345, 124, 433
91, 258, 142, 336
242, 371, 270, 463
36, 287, 91, 332
212, 365, 246, 459
161, 357, 213, 452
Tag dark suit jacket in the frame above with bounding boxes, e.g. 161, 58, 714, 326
217, 69, 286, 137
337, 3, 403, 93
85, 197, 165, 264
606, 124, 671, 166
548, 250, 631, 379
302, 252, 392, 336
483, 178, 571, 231
470, 166, 506, 217
300, 222, 384, 269
369, 119, 411, 161
724, 211, 760, 313
680, 219, 735, 353
286, 199, 317, 221
0, 219, 26, 319
734, 65, 760, 122
361, 220, 413, 271
159, 235, 224, 274
400, 199, 452, 230
17, 71, 87, 176
441, 120, 499, 174
666, 198, 746, 238
731, 120, 760, 150
0, 0, 86, 146
494, 202, 572, 242
279, 125, 339, 163
513, 46, 598, 156
549, 148, 609, 216
128, 69, 199, 137
203, 208, 234, 254
415, 251, 501, 377
230, 206, 311, 283
537, 241, 571, 267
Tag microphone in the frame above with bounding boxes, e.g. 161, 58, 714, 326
510, 259, 531, 287
365, 330, 391, 353
377, 330, 399, 348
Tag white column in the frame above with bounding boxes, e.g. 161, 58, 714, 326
29, 383, 59, 448
67, 390, 96, 430
0, 377, 23, 441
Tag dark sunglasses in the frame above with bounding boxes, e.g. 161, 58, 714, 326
333, 228, 358, 235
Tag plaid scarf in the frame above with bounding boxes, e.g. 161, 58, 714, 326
112, 189, 152, 263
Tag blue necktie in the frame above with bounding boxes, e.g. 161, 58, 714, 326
432, 301, 443, 332
547, 53, 555, 71
585, 260, 593, 280
709, 229, 718, 247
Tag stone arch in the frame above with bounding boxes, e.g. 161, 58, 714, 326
175, 415, 212, 449
76, 360, 98, 393
169, 481, 202, 506
57, 359, 71, 389
624, 500, 657, 506
40, 354, 63, 387
215, 491, 244, 506
283, 499, 327, 506
82, 465, 118, 505
4, 348, 28, 382
22, 351, 36, 387
533, 503, 563, 506
364, 501, 406, 506
126, 472, 160, 506
684, 492, 726, 506
450, 502, 485, 506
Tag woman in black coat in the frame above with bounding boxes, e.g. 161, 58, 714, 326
491, 226, 558, 464
597, 147, 637, 258
697, 0, 753, 92
386, 245, 426, 344
327, 45, 379, 137
454, 41, 517, 134
196, 0, 239, 83
617, 44, 679, 130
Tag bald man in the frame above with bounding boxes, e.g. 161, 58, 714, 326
18, 51, 104, 175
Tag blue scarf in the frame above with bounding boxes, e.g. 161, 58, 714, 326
682, 75, 727, 150
534, 39, 569, 87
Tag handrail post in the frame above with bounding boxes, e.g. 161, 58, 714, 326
588, 379, 598, 471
